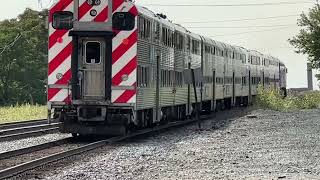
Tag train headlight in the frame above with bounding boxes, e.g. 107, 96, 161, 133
90, 9, 97, 17
121, 74, 129, 81
87, 0, 101, 6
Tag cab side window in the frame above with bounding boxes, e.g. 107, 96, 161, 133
113, 12, 135, 31
52, 11, 73, 30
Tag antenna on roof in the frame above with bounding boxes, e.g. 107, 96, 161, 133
157, 13, 167, 19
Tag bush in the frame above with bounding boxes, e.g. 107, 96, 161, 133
256, 86, 320, 111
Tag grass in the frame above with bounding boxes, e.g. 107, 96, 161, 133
256, 86, 320, 111
0, 104, 47, 125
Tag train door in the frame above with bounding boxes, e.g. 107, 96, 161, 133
248, 70, 252, 104
212, 70, 216, 111
232, 72, 235, 106
223, 63, 226, 97
80, 39, 106, 100
155, 50, 161, 122
262, 71, 265, 88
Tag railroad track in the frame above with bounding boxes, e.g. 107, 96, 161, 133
0, 107, 252, 179
0, 120, 60, 142
0, 119, 57, 130
0, 116, 204, 180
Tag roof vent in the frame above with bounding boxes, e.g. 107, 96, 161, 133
157, 13, 167, 19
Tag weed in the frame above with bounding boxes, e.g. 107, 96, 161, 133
256, 86, 320, 111
0, 104, 47, 124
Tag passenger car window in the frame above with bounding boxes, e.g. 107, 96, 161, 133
113, 12, 135, 31
85, 42, 101, 64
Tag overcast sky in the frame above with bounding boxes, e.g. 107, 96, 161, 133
0, 0, 317, 89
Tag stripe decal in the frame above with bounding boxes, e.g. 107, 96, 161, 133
114, 83, 137, 103
112, 30, 137, 64
112, 56, 137, 86
48, 0, 138, 104
111, 4, 138, 103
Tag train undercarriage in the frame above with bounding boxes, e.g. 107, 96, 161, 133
55, 95, 253, 137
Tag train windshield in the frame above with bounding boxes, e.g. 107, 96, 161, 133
85, 42, 101, 64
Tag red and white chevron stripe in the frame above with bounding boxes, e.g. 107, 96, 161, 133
111, 3, 138, 104
48, 0, 138, 104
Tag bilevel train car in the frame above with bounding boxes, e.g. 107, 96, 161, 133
47, 0, 287, 136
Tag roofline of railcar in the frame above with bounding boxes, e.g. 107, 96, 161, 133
135, 4, 284, 65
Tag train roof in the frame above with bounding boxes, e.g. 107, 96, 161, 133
136, 5, 174, 30
173, 23, 188, 34
234, 46, 247, 54
136, 5, 284, 65
202, 36, 213, 45
136, 6, 157, 19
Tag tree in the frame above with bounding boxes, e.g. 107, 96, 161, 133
290, 5, 320, 69
0, 9, 48, 105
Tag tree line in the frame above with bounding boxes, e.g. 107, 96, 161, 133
0, 9, 47, 106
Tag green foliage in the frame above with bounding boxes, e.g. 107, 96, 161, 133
0, 8, 48, 106
289, 5, 320, 69
257, 86, 320, 111
0, 104, 47, 124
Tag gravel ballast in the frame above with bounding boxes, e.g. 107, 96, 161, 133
0, 133, 71, 154
14, 109, 320, 179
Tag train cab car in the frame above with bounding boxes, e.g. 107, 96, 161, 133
49, 0, 140, 136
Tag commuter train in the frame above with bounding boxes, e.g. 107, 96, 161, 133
47, 0, 287, 136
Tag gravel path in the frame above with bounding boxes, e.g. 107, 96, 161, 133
0, 133, 71, 154
14, 108, 320, 179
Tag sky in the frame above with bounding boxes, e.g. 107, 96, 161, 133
0, 0, 318, 89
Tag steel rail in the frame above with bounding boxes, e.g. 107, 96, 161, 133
0, 123, 60, 136
0, 138, 73, 160
0, 119, 52, 130
0, 127, 59, 142
0, 117, 202, 180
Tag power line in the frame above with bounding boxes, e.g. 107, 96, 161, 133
143, 1, 313, 7
211, 26, 294, 37
187, 24, 296, 29
180, 15, 299, 24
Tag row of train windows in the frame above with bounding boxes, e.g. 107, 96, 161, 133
137, 66, 150, 87
252, 77, 261, 85
250, 56, 279, 67
137, 66, 184, 88
250, 56, 261, 65
204, 46, 246, 63
138, 16, 280, 67
242, 77, 247, 85
138, 70, 279, 88
251, 77, 280, 84
206, 77, 245, 85
160, 70, 184, 87
224, 77, 233, 84
138, 16, 200, 55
